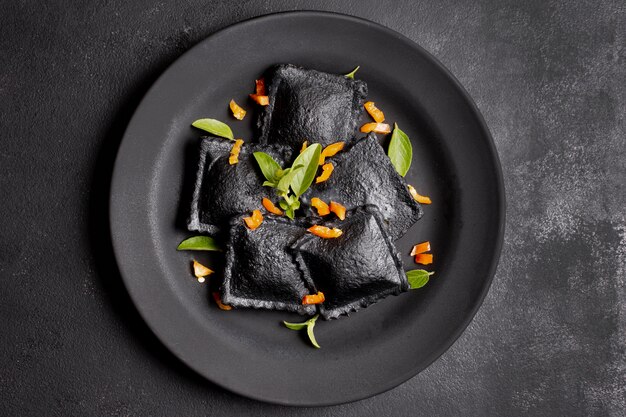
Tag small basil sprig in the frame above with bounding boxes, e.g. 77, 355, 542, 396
191, 118, 234, 140
177, 236, 222, 251
283, 314, 321, 348
388, 123, 412, 177
253, 144, 322, 219
344, 65, 360, 79
406, 269, 434, 289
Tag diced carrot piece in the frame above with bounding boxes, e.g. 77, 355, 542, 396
311, 197, 330, 216
410, 241, 431, 256
302, 291, 325, 305
329, 201, 346, 220
243, 209, 263, 230
360, 122, 391, 134
319, 141, 345, 165
229, 99, 246, 120
364, 101, 385, 123
254, 78, 266, 95
315, 163, 334, 184
415, 253, 434, 265
308, 225, 343, 239
212, 292, 232, 310
408, 185, 432, 204
300, 140, 308, 154
192, 260, 214, 281
262, 198, 284, 215
249, 94, 269, 106
228, 139, 244, 165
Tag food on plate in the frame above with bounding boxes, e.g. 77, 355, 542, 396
187, 137, 293, 235
180, 65, 435, 348
256, 64, 367, 148
292, 206, 408, 319
221, 214, 316, 315
301, 134, 422, 240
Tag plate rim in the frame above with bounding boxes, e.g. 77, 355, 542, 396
109, 10, 506, 406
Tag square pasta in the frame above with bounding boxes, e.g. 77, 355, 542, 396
256, 64, 368, 149
187, 136, 293, 235
291, 205, 409, 320
221, 214, 316, 315
301, 134, 423, 240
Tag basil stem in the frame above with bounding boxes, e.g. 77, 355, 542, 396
344, 66, 360, 79
283, 314, 321, 348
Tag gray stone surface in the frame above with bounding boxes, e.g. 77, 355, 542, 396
0, 0, 624, 415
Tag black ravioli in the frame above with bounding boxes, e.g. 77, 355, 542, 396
256, 64, 368, 149
301, 134, 423, 240
187, 136, 293, 235
221, 214, 316, 315
291, 206, 408, 320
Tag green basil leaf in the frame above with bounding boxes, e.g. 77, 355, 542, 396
290, 143, 322, 197
388, 123, 412, 177
276, 165, 303, 193
306, 314, 321, 348
253, 152, 282, 183
262, 180, 276, 187
177, 236, 222, 251
191, 118, 234, 140
284, 207, 295, 219
283, 321, 307, 330
344, 66, 360, 79
406, 269, 435, 289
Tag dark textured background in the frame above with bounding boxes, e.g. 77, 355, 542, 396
1, 1, 624, 416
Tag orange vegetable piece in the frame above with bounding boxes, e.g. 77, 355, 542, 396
410, 241, 431, 256
228, 139, 244, 165
192, 260, 214, 282
415, 253, 434, 265
254, 78, 266, 95
212, 292, 232, 310
364, 101, 385, 123
300, 140, 308, 154
315, 163, 334, 184
262, 197, 283, 215
310, 197, 330, 216
329, 201, 346, 220
243, 209, 263, 230
249, 94, 269, 106
319, 141, 345, 165
302, 291, 325, 305
408, 185, 432, 204
308, 225, 343, 239
360, 122, 391, 134
229, 99, 246, 120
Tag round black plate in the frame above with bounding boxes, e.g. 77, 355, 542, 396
110, 11, 504, 406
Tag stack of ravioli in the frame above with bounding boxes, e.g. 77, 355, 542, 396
188, 64, 423, 319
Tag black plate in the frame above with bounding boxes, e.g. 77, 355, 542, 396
110, 11, 504, 406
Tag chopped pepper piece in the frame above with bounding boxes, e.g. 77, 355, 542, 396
308, 225, 343, 239
229, 99, 246, 120
310, 197, 330, 216
228, 139, 244, 165
319, 141, 345, 165
212, 292, 232, 310
360, 122, 391, 134
408, 184, 432, 204
302, 291, 326, 305
249, 78, 269, 105
243, 209, 263, 230
410, 241, 431, 256
329, 201, 346, 220
300, 140, 308, 154
262, 197, 284, 215
254, 78, 266, 95
364, 101, 385, 123
192, 260, 214, 283
315, 163, 334, 184
414, 253, 434, 265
